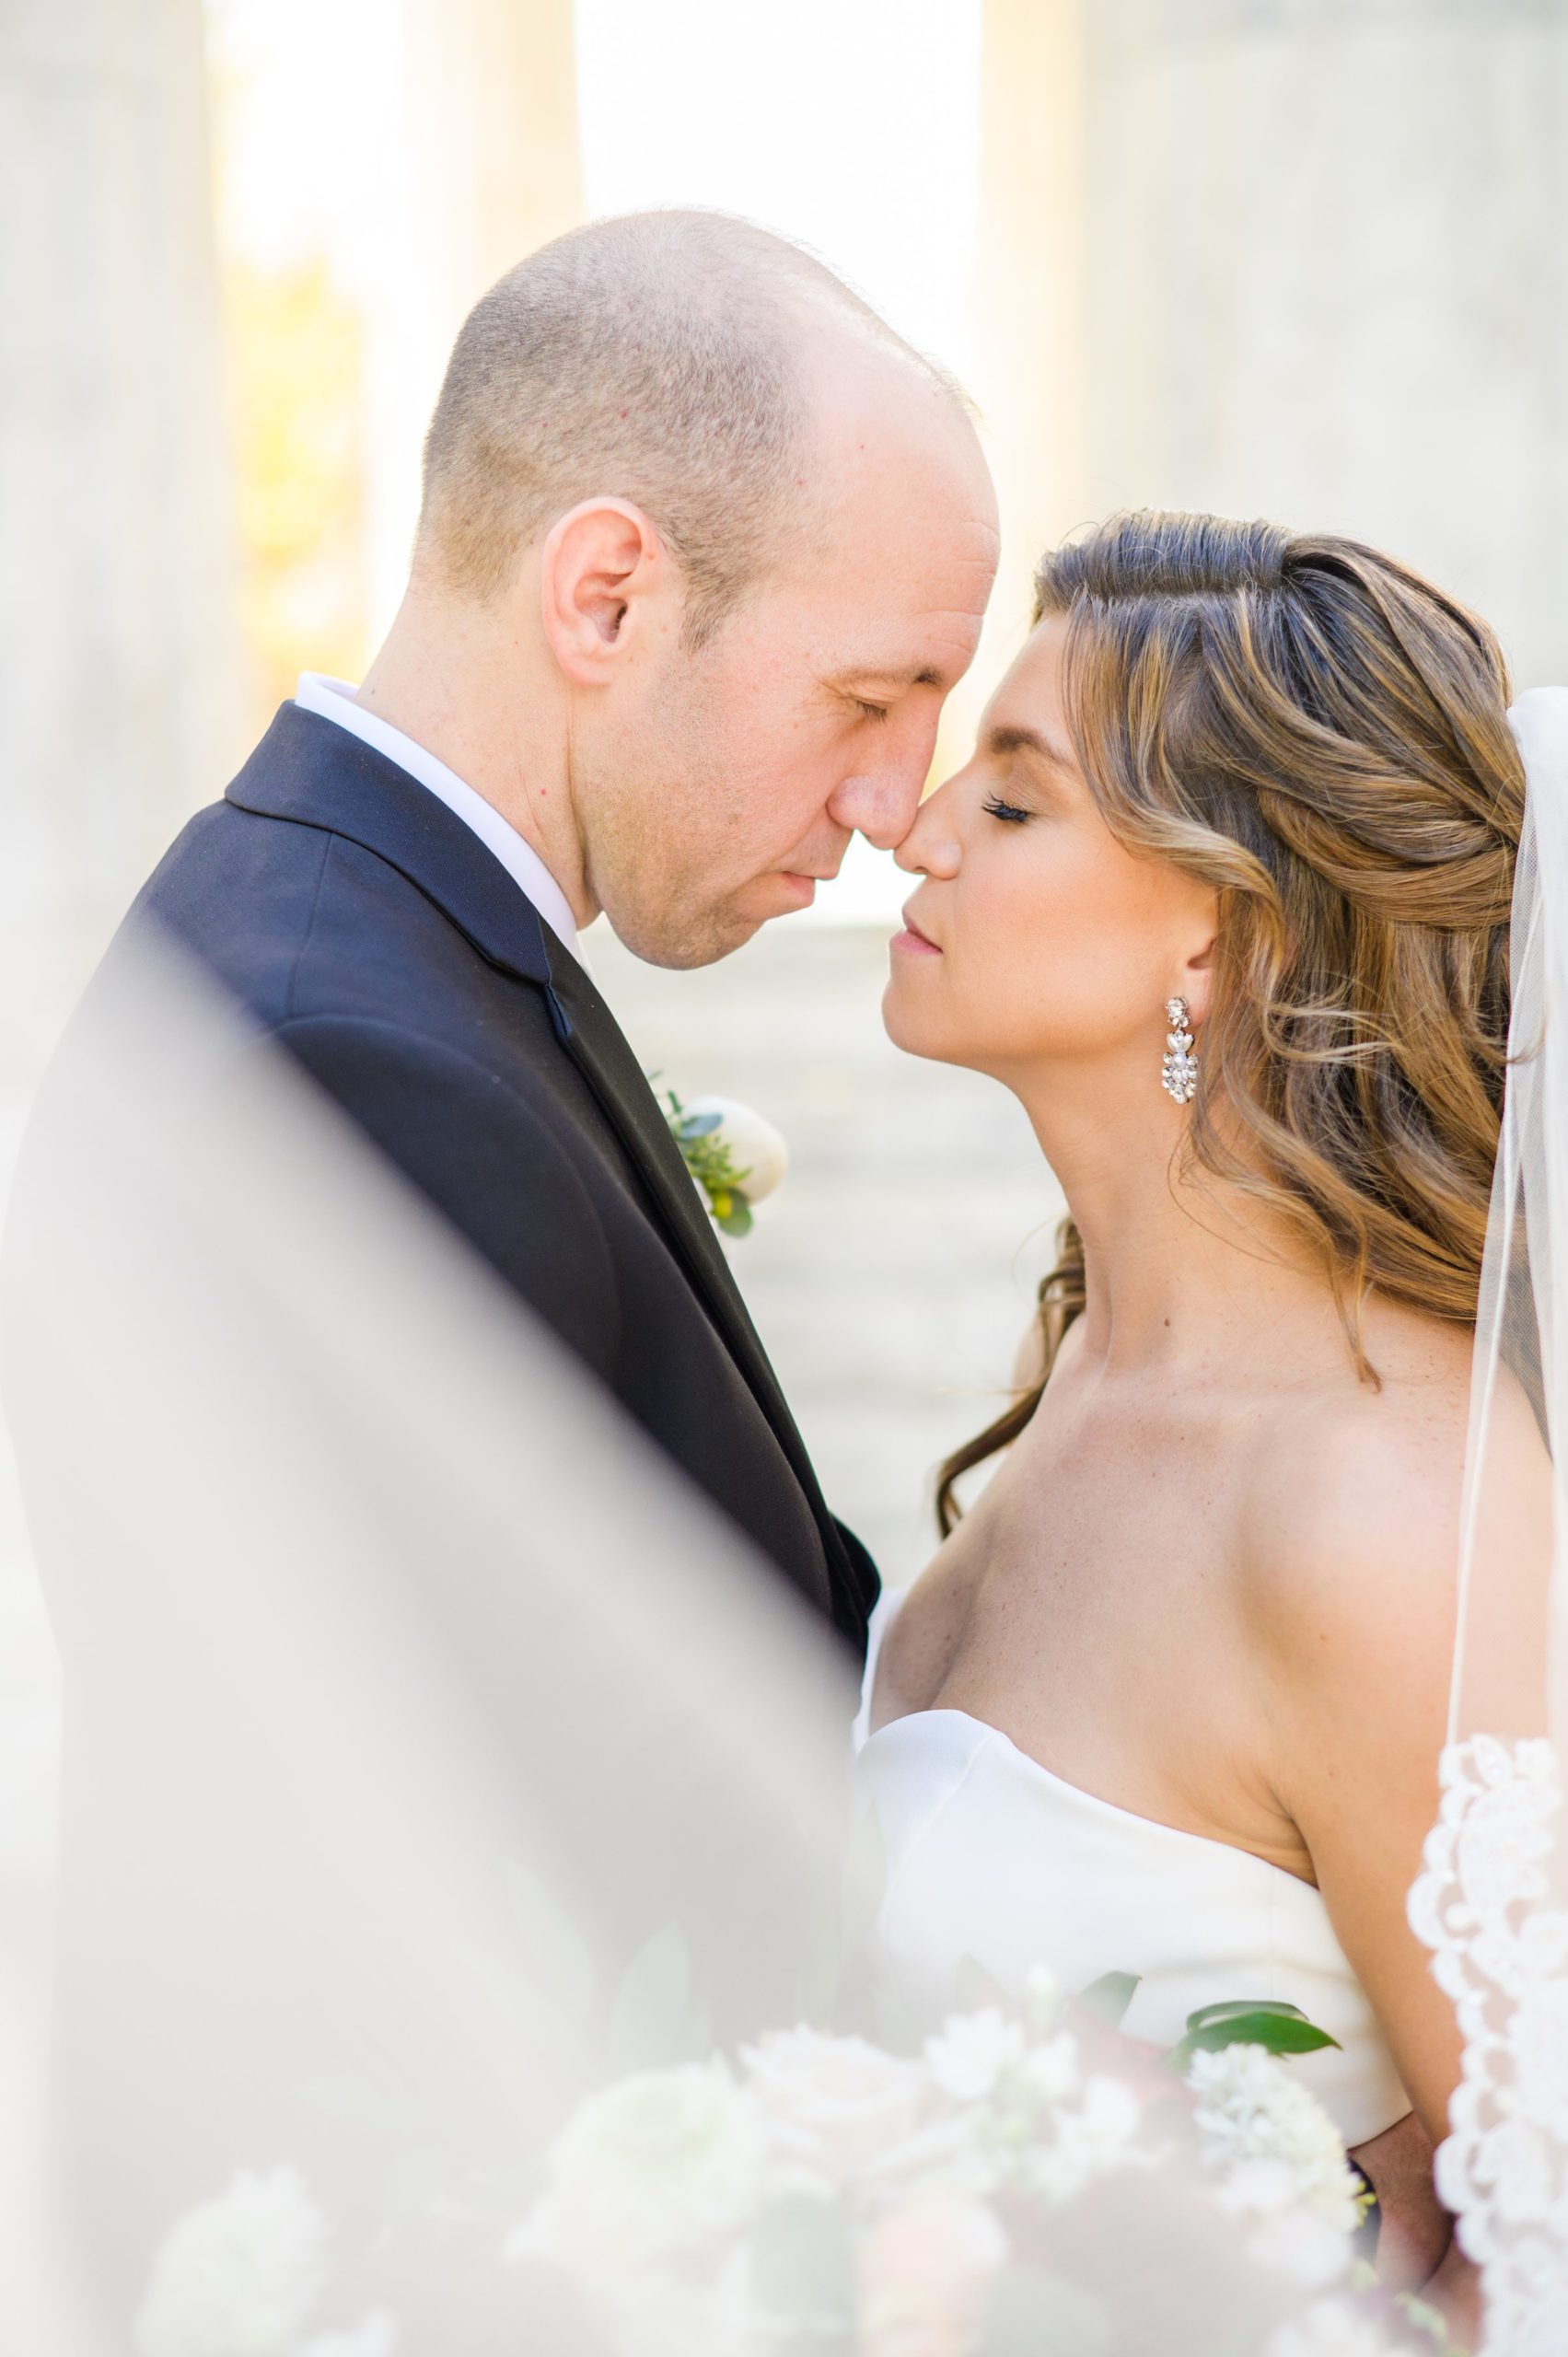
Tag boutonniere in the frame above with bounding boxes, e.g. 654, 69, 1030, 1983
656, 1086, 788, 1239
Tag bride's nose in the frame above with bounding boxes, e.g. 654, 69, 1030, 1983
894, 778, 964, 878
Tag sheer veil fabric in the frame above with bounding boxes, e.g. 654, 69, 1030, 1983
0, 933, 862, 2351
0, 935, 1388, 2355
10, 688, 1568, 2347
1409, 688, 1568, 2355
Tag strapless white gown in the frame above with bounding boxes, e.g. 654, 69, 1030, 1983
853, 1593, 1409, 2148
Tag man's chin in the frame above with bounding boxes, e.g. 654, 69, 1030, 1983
608, 900, 764, 972
608, 877, 807, 970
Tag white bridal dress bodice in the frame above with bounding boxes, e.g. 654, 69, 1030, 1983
853, 1593, 1410, 2148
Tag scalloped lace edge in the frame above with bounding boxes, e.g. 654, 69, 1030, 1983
1408, 1732, 1568, 2352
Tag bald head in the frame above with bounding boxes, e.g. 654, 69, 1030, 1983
363, 210, 995, 970
417, 209, 969, 644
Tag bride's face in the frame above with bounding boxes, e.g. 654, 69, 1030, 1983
885, 616, 1217, 1085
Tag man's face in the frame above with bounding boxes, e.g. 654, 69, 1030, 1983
575, 381, 999, 968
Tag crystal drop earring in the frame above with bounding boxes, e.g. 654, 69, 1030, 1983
1162, 996, 1198, 1104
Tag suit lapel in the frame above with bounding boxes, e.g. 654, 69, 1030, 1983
541, 951, 875, 1638
227, 704, 559, 991
227, 706, 850, 1574
540, 942, 833, 1504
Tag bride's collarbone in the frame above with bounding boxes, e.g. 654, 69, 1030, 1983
877, 1572, 1313, 1884
877, 1400, 1311, 1875
889, 1474, 1259, 1739
881, 1337, 1464, 1883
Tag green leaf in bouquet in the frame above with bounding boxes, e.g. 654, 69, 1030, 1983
716, 1196, 754, 1237
1079, 1969, 1141, 2027
980, 2262, 1115, 2357
606, 1921, 711, 2075
1167, 1997, 1342, 2072
841, 1806, 889, 1953
748, 2196, 855, 2355
678, 1111, 725, 1138
794, 1915, 844, 2038
796, 1809, 892, 2033
1185, 1999, 1314, 2032
835, 1807, 889, 2008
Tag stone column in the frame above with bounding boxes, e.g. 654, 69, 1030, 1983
363, 0, 585, 628
1080, 0, 1568, 683
0, 0, 242, 1111
967, 0, 1092, 722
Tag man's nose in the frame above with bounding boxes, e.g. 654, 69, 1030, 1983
827, 761, 928, 853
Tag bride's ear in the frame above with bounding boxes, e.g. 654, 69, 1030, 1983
1179, 918, 1220, 1030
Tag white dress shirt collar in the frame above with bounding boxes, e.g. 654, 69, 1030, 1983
293, 672, 585, 965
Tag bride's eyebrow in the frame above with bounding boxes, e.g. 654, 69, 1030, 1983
985, 722, 1074, 772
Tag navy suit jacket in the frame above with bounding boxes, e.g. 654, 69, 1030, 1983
0, 705, 880, 2291
122, 702, 878, 1651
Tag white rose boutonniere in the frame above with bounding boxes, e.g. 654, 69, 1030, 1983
657, 1087, 788, 1239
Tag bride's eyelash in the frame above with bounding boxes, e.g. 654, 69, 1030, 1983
854, 700, 890, 724
982, 795, 1032, 825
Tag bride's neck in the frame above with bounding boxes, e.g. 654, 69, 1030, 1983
1019, 1075, 1337, 1376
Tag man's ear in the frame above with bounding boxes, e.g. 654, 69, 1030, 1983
540, 498, 667, 685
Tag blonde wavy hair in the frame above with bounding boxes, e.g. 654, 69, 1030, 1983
937, 510, 1525, 1533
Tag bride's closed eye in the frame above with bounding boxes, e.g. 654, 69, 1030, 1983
982, 794, 1032, 825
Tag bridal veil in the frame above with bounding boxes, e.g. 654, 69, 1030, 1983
1409, 686, 1568, 2354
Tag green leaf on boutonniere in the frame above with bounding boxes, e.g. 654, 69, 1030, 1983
1167, 1996, 1342, 2071
657, 1085, 757, 1237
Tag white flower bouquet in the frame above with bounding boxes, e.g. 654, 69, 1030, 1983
132, 1977, 1462, 2357
507, 1974, 1463, 2357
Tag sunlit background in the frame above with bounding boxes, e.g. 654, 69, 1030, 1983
5, 0, 1568, 1632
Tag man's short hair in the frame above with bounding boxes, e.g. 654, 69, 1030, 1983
417, 210, 957, 646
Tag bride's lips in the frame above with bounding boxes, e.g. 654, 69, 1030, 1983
891, 905, 942, 958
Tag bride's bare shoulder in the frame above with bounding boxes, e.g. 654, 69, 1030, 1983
1237, 1303, 1548, 1690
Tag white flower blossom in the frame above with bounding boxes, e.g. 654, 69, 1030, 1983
133, 2168, 331, 2357
1215, 2158, 1353, 2290
1267, 2296, 1405, 2357
682, 1097, 788, 1203
1187, 2045, 1363, 2235
740, 2026, 931, 2196
1026, 2073, 1144, 2203
509, 2061, 767, 2280
923, 2008, 1027, 2104
1022, 1964, 1064, 2027
1017, 2030, 1080, 2108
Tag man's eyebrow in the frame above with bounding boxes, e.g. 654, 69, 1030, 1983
834, 663, 947, 692
985, 722, 1074, 769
